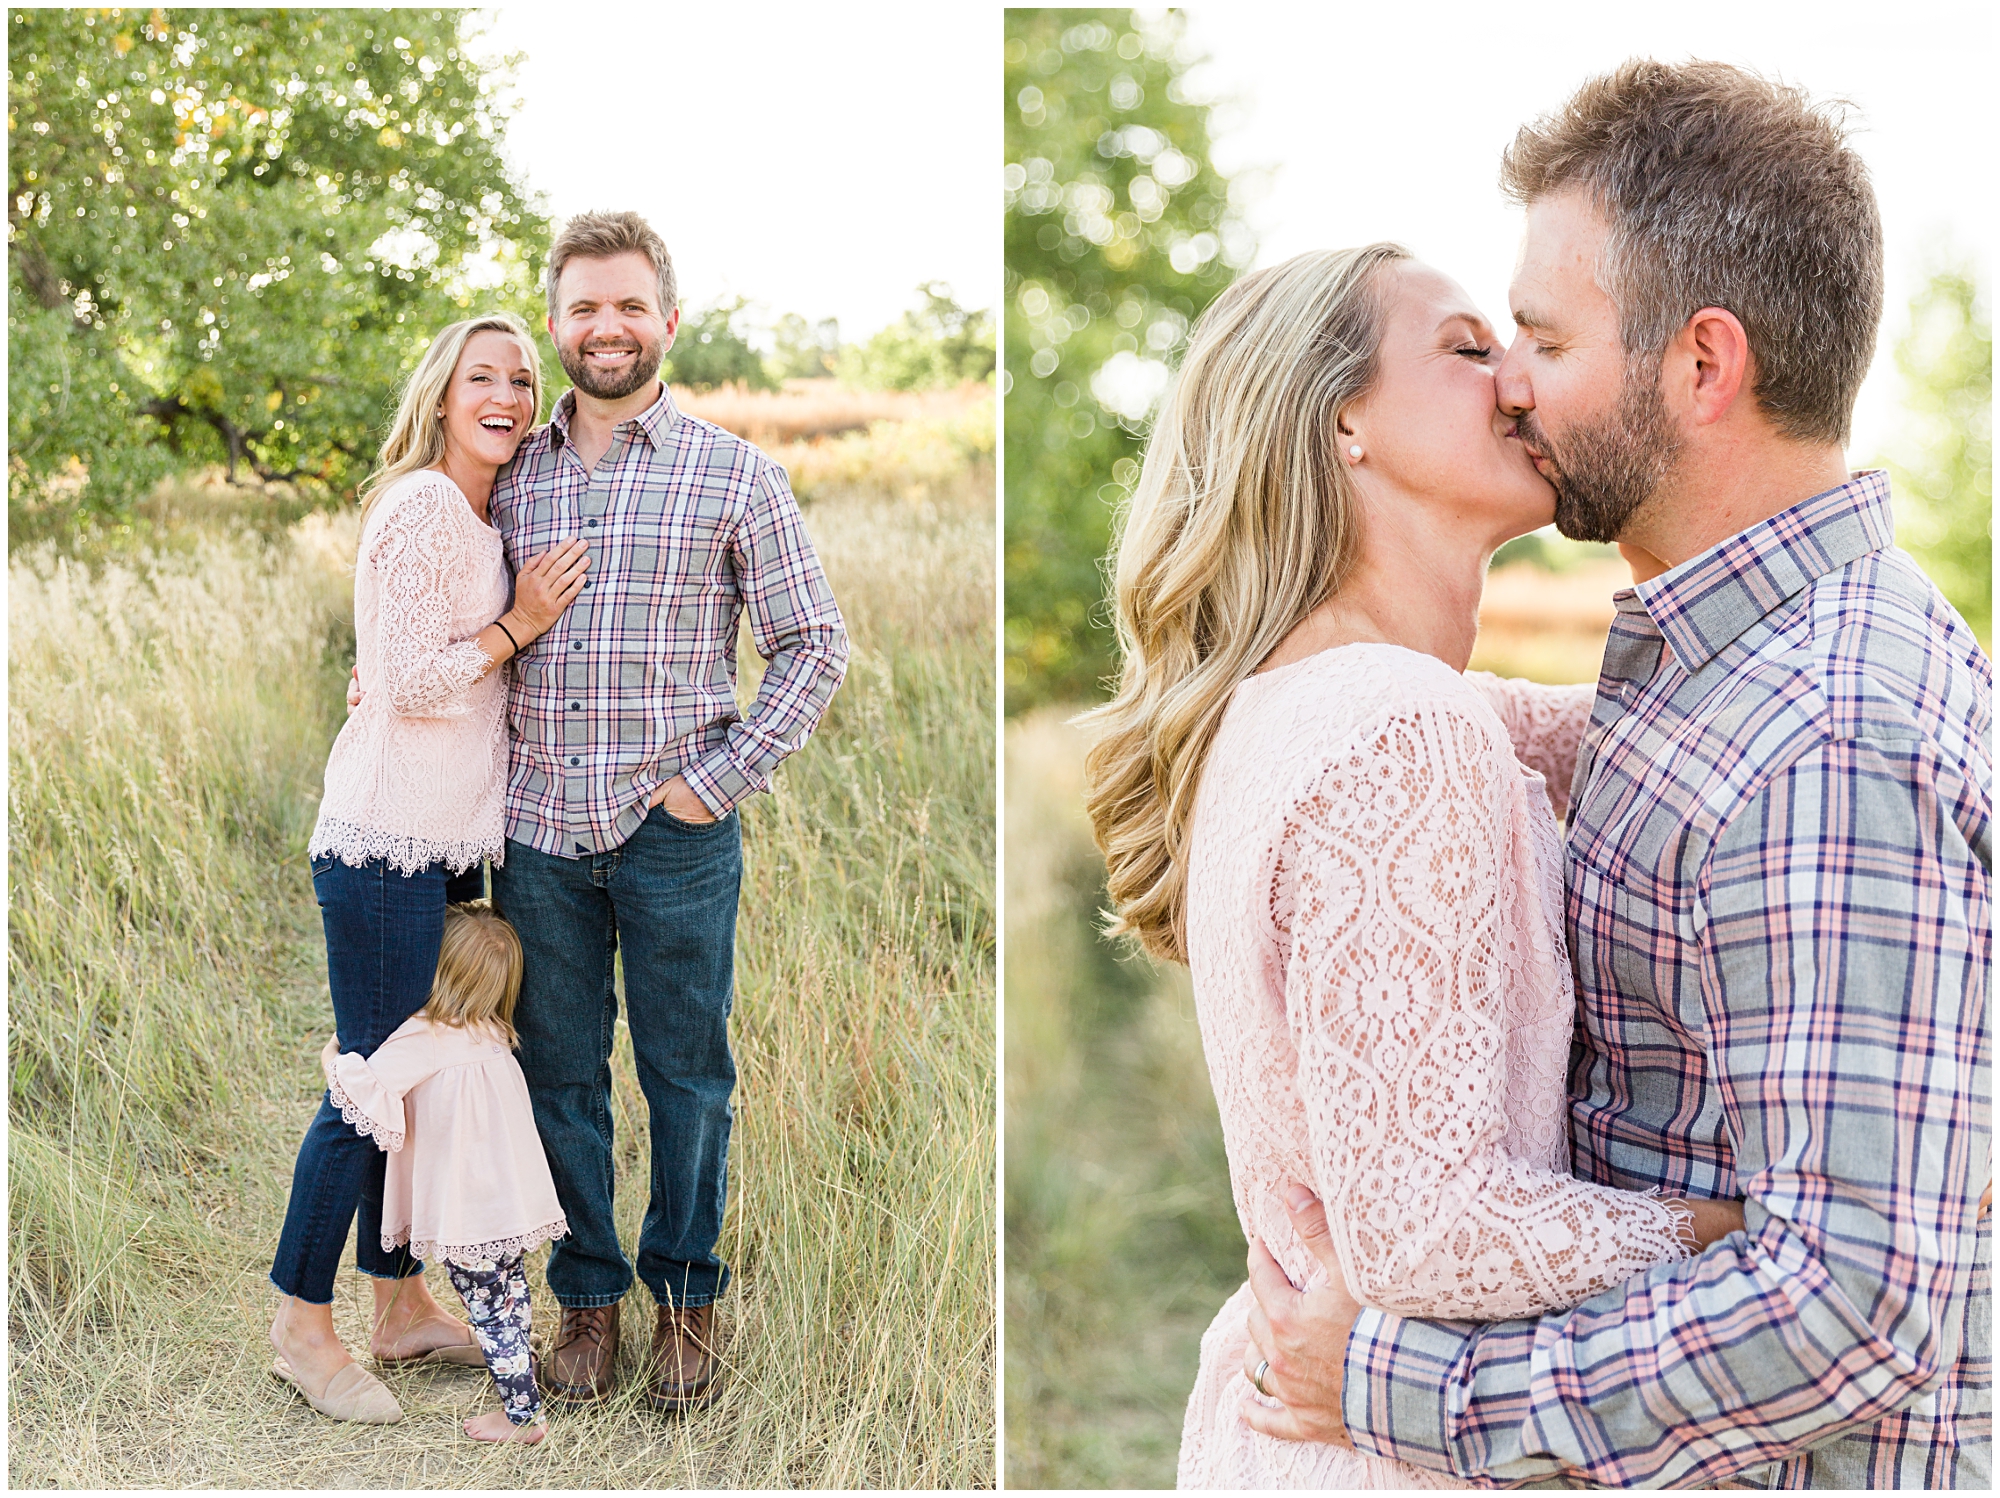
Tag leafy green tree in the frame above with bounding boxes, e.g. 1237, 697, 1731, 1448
1876, 265, 1991, 639
838, 282, 995, 391
1004, 8, 1246, 711
767, 309, 842, 381
8, 7, 546, 527
664, 295, 776, 392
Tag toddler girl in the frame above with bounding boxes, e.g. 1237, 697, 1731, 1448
323, 901, 567, 1443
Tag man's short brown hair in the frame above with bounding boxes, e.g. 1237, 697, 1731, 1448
546, 209, 678, 322
1501, 59, 1882, 446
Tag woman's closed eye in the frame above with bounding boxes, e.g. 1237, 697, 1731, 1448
1455, 344, 1494, 360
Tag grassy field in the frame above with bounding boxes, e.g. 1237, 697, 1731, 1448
8, 390, 997, 1488
1003, 581, 1615, 1489
679, 379, 990, 447
1003, 711, 1242, 1490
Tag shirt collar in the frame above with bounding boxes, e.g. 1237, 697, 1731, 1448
1626, 469, 1896, 674
543, 381, 682, 454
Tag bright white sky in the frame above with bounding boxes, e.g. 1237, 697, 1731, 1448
469, 5, 997, 341
1181, 0, 1995, 464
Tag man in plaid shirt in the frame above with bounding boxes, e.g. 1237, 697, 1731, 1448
1240, 63, 1990, 1487
488, 211, 847, 1413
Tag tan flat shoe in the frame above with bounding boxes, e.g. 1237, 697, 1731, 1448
272, 1356, 405, 1424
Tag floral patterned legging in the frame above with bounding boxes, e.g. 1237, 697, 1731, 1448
446, 1252, 542, 1426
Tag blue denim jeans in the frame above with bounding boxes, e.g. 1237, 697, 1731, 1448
490, 805, 742, 1309
269, 856, 485, 1304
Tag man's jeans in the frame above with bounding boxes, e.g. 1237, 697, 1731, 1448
270, 856, 484, 1304
492, 804, 742, 1309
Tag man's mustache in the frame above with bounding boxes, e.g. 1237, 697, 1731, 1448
1512, 411, 1554, 463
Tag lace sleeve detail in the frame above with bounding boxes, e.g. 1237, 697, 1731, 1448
325, 1051, 407, 1152
320, 1026, 442, 1154
368, 477, 493, 719
1463, 672, 1595, 820
1279, 700, 1691, 1322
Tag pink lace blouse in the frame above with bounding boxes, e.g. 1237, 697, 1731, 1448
307, 469, 508, 876
323, 1017, 567, 1268
1176, 645, 1694, 1490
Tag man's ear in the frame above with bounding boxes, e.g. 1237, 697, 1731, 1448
660, 305, 681, 356
1672, 306, 1752, 427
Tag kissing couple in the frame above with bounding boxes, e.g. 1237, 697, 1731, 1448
1085, 60, 1989, 1489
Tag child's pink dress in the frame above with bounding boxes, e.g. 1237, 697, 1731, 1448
1176, 645, 1694, 1489
323, 1016, 566, 1267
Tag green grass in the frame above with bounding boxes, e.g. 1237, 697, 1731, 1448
8, 452, 995, 1488
1002, 710, 1242, 1489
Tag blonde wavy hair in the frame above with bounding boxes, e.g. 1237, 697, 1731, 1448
422, 901, 525, 1047
1080, 243, 1411, 963
357, 312, 543, 529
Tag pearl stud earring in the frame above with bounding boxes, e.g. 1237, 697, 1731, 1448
1348, 445, 1363, 460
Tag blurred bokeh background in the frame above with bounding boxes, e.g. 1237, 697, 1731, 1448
1002, 4, 1991, 1487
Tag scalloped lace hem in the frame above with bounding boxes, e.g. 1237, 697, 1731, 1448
384, 1217, 569, 1269
309, 817, 503, 878
326, 1073, 404, 1153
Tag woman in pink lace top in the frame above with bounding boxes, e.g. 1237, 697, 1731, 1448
268, 314, 590, 1430
1081, 248, 1744, 1488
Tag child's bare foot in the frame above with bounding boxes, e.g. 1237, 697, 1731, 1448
463, 1409, 545, 1444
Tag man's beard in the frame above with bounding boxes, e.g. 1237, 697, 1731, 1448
557, 333, 665, 401
1519, 356, 1682, 543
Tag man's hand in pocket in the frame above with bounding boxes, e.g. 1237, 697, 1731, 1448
650, 774, 717, 824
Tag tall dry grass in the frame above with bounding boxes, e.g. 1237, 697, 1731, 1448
678, 379, 987, 447
1002, 712, 1240, 1489
8, 419, 995, 1487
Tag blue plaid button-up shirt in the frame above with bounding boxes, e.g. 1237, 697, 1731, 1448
1342, 472, 1992, 1488
491, 385, 847, 857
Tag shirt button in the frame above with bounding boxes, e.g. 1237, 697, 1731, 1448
569, 756, 580, 766
569, 701, 580, 710
587, 518, 599, 528
571, 640, 582, 649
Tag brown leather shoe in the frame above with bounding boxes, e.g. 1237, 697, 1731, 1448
647, 1302, 721, 1414
544, 1302, 620, 1403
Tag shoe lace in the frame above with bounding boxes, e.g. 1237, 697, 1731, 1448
557, 1306, 613, 1349
658, 1305, 710, 1350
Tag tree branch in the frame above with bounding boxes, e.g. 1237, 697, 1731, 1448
10, 236, 103, 336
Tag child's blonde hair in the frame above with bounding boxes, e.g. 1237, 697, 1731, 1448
423, 901, 524, 1046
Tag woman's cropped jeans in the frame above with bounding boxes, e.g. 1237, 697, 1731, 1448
269, 855, 483, 1305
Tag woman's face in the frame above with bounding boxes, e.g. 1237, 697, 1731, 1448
440, 329, 536, 470
1344, 261, 1554, 552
